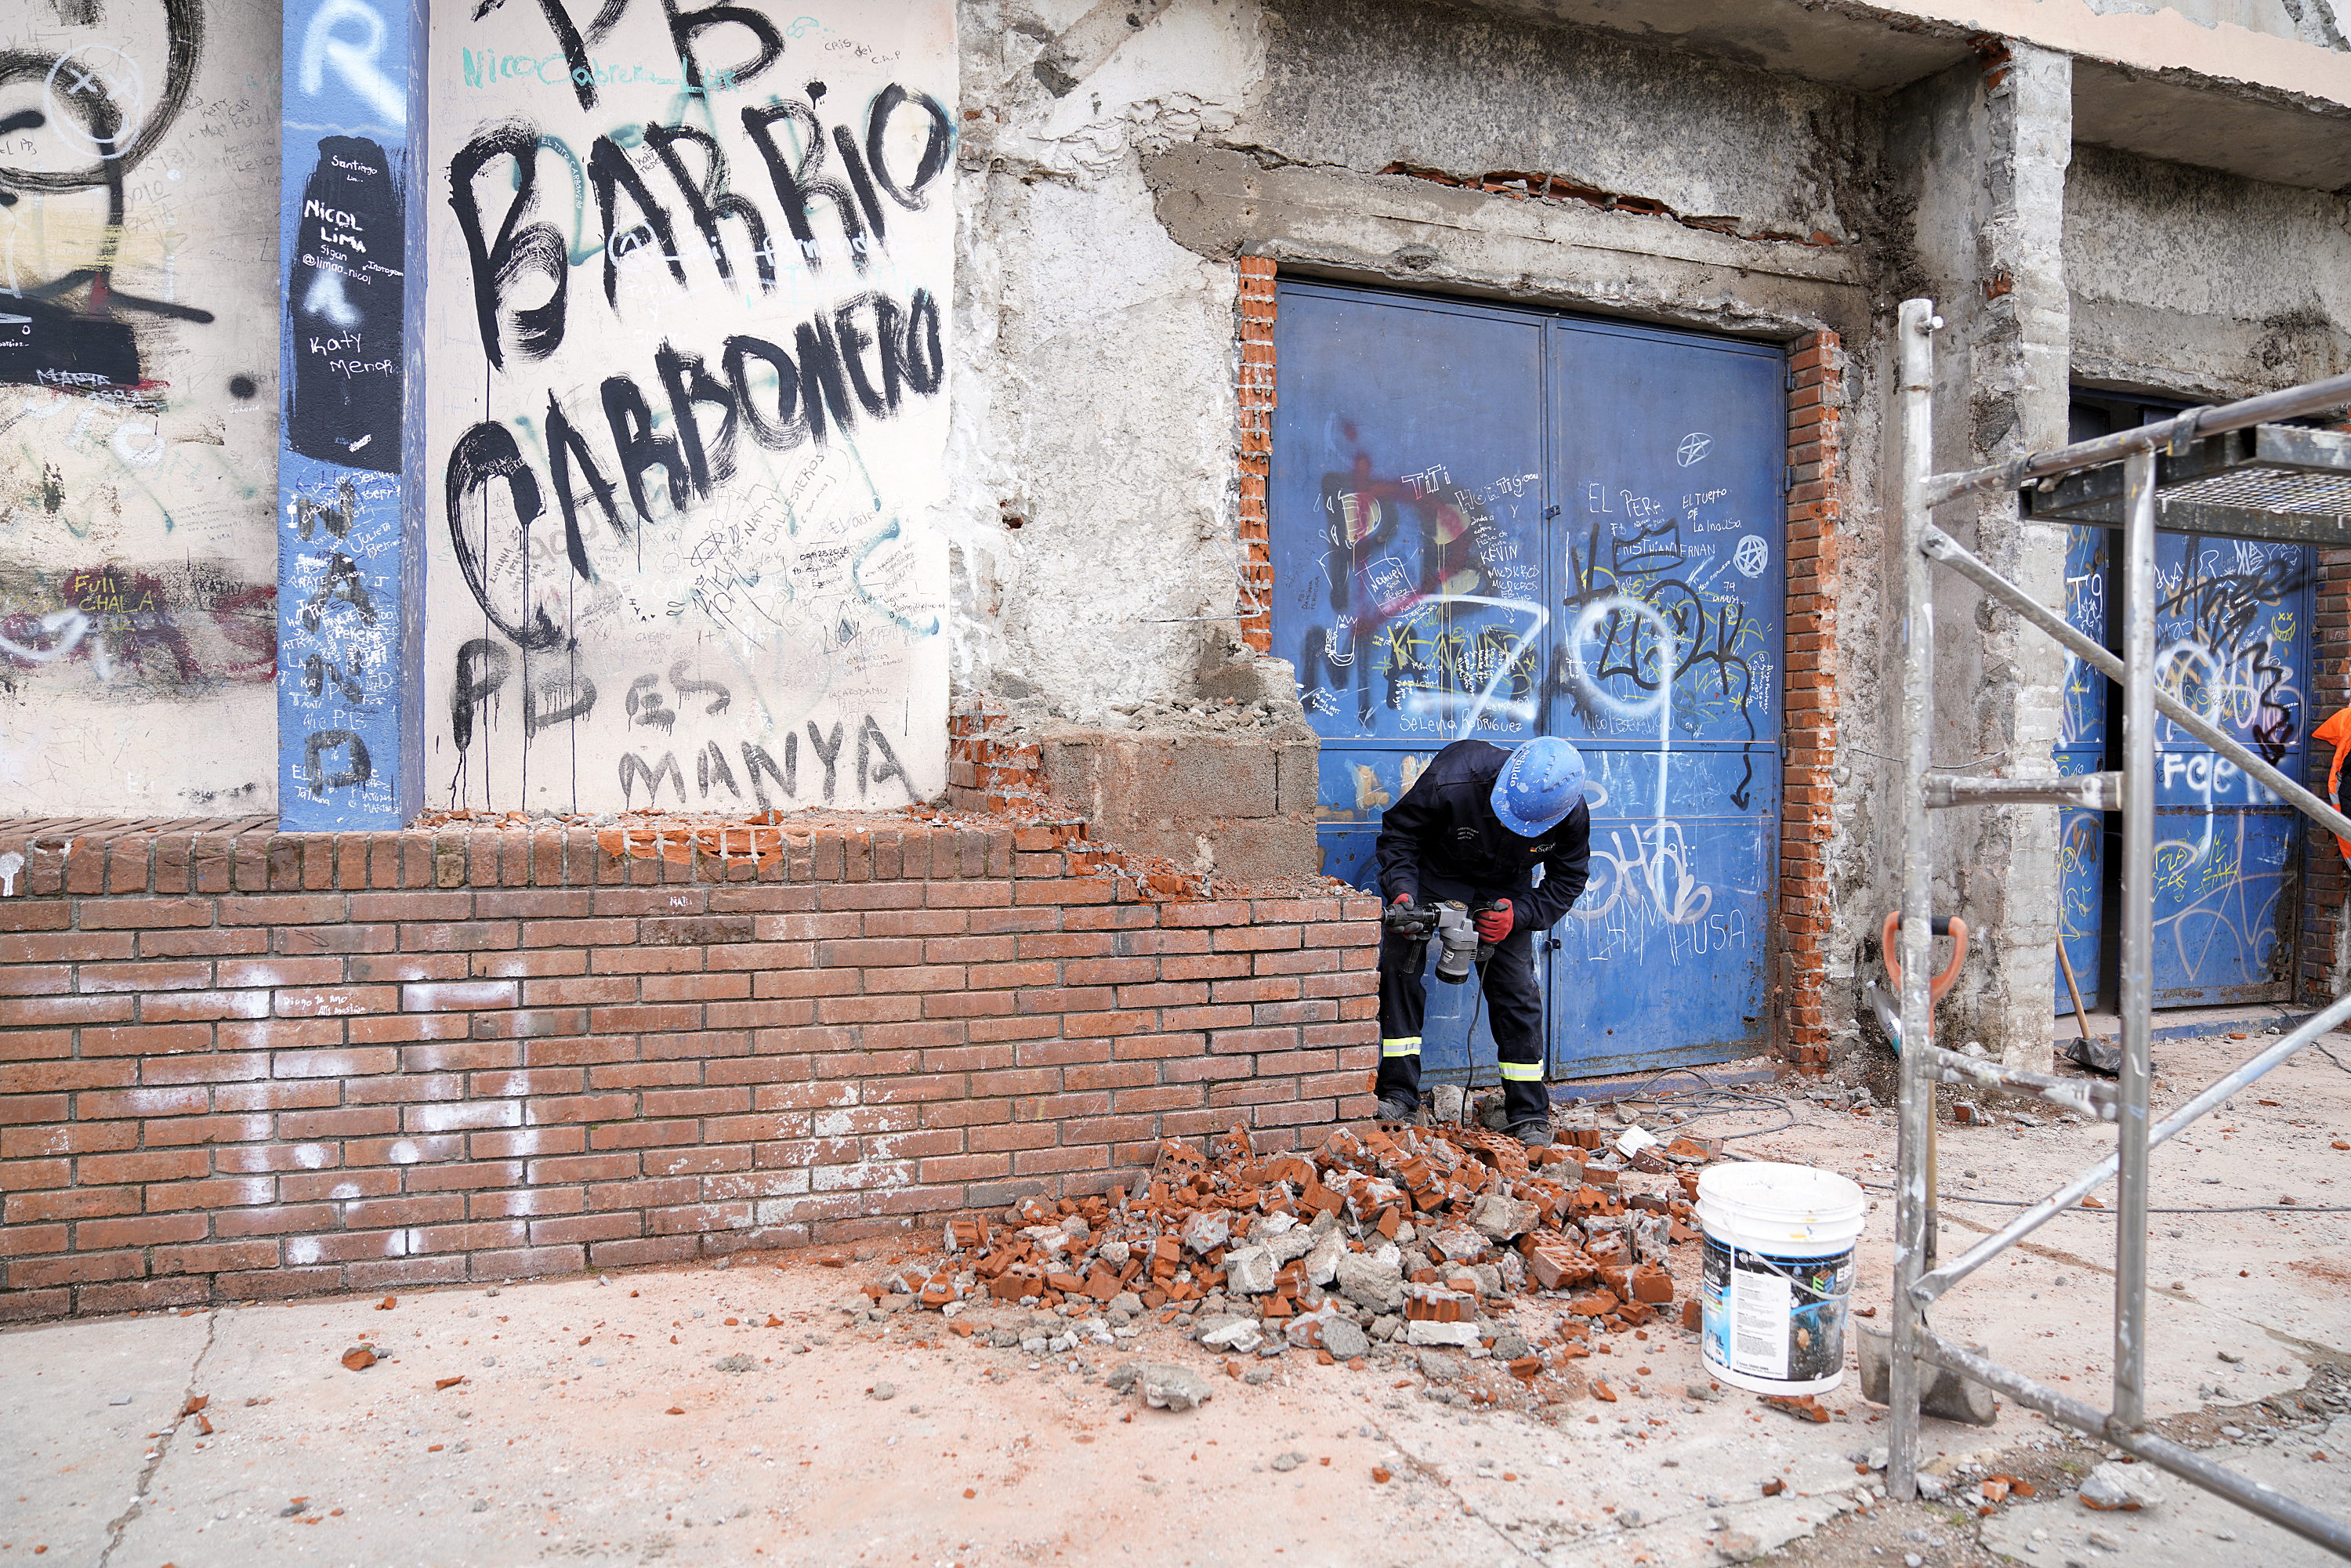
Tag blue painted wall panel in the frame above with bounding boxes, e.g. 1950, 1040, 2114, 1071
277, 0, 424, 827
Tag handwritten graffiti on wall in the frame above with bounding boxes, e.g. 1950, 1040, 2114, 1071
2, 0, 280, 812
423, 0, 955, 813
275, 0, 411, 824
0, 559, 272, 691
0, 0, 211, 391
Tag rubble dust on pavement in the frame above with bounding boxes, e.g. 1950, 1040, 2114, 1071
4, 1032, 2349, 1566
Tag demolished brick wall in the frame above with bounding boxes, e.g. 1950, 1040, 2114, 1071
0, 814, 1379, 1323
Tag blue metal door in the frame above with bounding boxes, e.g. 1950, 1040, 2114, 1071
2150, 534, 2309, 1003
1270, 282, 1784, 1081
1541, 320, 1785, 1075
1273, 285, 1548, 1086
2052, 397, 2311, 1012
2056, 522, 2110, 1014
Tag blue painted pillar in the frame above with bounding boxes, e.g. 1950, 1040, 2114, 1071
276, 0, 426, 827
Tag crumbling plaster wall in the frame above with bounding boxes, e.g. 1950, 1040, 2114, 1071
946, 0, 1899, 1003
1879, 47, 2076, 1066
945, 0, 1270, 718
948, 0, 1898, 712
2065, 143, 2351, 399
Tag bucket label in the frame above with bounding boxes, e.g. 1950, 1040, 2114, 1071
1701, 1235, 1853, 1388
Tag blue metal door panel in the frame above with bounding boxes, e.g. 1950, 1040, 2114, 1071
1543, 320, 1784, 1075
2056, 523, 2110, 1013
1273, 288, 1549, 750
1273, 285, 1545, 1088
2150, 534, 2310, 1003
1270, 282, 1784, 1083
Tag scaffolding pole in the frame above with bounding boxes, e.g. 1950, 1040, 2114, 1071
1887, 295, 2351, 1559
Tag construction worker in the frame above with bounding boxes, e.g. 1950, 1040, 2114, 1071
1374, 735, 1591, 1145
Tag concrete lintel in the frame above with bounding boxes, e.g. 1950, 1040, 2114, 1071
1146, 146, 1869, 344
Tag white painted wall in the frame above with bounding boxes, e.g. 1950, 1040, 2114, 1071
421, 1, 957, 813
0, 0, 282, 816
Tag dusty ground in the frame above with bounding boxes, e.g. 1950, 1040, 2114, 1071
3, 1032, 2348, 1567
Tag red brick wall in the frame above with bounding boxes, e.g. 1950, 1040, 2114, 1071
0, 817, 1378, 1322
1235, 255, 1278, 655
944, 697, 1049, 816
1778, 330, 1845, 1067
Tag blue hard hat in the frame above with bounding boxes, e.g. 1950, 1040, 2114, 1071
1491, 738, 1587, 838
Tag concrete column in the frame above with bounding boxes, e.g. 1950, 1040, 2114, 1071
1891, 42, 2074, 1066
274, 0, 426, 827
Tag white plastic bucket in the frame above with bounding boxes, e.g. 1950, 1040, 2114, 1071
1696, 1162, 1866, 1396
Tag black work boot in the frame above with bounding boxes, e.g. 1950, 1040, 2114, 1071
1505, 1119, 1555, 1148
1375, 1093, 1419, 1126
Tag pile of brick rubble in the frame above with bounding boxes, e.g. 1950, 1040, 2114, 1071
862, 1117, 1726, 1391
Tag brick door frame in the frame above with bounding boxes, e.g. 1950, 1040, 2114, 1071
1231, 259, 1842, 1069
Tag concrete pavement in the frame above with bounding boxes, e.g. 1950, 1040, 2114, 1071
2, 1031, 2346, 1567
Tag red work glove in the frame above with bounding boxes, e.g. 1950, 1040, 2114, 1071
1474, 900, 1514, 943
1392, 893, 1413, 907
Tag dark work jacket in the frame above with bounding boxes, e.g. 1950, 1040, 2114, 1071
1374, 739, 1592, 931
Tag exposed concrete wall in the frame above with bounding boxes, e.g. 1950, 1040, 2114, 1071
0, 0, 282, 817
950, 0, 1895, 721
1885, 45, 2075, 1066
944, 0, 1265, 719
1249, 0, 1878, 247
2066, 143, 2351, 400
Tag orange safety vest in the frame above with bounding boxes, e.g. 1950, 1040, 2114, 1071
2317, 708, 2351, 862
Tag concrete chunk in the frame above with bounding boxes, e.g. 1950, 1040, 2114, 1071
1335, 1251, 1404, 1313
1222, 1244, 1277, 1296
1137, 1362, 1215, 1412
1468, 1193, 1538, 1241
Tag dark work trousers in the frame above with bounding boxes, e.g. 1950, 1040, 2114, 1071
1375, 875, 1548, 1127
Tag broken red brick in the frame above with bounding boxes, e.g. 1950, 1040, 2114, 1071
339, 1347, 375, 1372
433, 1376, 465, 1391
1628, 1263, 1675, 1304
1762, 1478, 1785, 1496
1760, 1393, 1830, 1423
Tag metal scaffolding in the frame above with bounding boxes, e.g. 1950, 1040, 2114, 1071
1887, 295, 2351, 1555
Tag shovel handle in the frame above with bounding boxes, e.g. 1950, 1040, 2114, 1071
1882, 910, 1969, 1005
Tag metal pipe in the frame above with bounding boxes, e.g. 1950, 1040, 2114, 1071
1922, 368, 2351, 509
1924, 773, 2119, 810
2114, 449, 2157, 1432
1914, 1333, 2351, 1556
1889, 297, 1939, 1503
1911, 985, 2351, 1304
1920, 527, 2351, 849
1915, 1043, 2114, 1120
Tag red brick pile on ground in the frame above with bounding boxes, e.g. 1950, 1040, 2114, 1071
859, 1121, 1723, 1379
